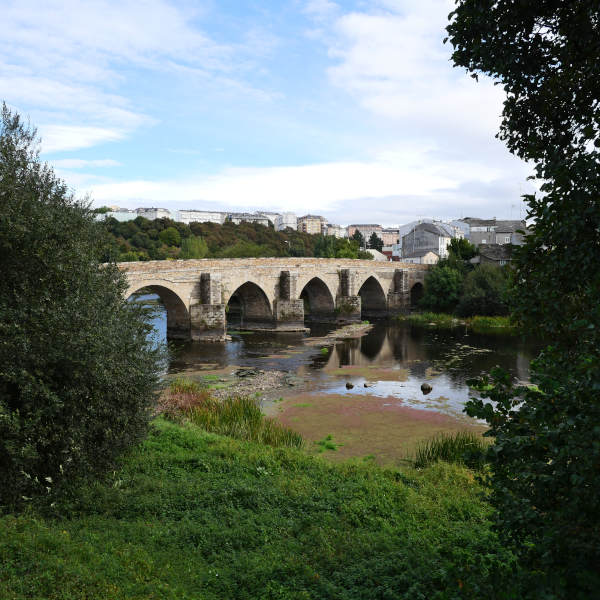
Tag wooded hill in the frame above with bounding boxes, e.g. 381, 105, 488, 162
100, 216, 371, 261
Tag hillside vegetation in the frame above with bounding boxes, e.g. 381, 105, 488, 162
0, 419, 517, 599
99, 216, 370, 262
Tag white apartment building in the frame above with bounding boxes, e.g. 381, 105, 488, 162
275, 213, 298, 231
177, 210, 225, 225
135, 207, 173, 220
326, 224, 346, 238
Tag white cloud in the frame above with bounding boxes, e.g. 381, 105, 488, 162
51, 158, 121, 169
40, 126, 125, 153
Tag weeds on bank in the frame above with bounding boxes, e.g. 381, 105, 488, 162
414, 431, 490, 469
161, 378, 303, 449
399, 312, 518, 334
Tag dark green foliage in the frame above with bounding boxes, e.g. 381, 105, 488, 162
448, 1, 600, 595
456, 264, 510, 317
447, 238, 478, 262
419, 265, 464, 312
314, 235, 367, 259
0, 419, 519, 599
102, 216, 323, 261
351, 228, 365, 247
0, 104, 162, 511
368, 231, 383, 252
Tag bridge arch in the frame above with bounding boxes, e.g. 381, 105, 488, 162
226, 281, 273, 329
358, 276, 387, 318
410, 282, 424, 308
299, 277, 335, 321
127, 283, 190, 340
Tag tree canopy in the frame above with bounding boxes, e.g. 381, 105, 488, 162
448, 2, 600, 595
0, 104, 162, 510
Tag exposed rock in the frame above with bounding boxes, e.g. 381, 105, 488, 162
364, 382, 372, 388
346, 382, 354, 389
235, 368, 261, 378
421, 382, 432, 395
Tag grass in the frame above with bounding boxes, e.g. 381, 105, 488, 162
0, 419, 518, 599
162, 378, 303, 449
314, 433, 342, 453
399, 312, 519, 334
414, 431, 491, 470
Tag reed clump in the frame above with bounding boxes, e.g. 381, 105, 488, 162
414, 430, 489, 469
162, 378, 303, 449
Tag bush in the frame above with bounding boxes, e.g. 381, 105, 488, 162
0, 105, 162, 511
456, 264, 510, 317
419, 265, 464, 312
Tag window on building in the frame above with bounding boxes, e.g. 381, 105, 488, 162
482, 238, 487, 244
504, 236, 511, 243
499, 259, 507, 266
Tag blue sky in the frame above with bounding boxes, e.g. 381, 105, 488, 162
2, 0, 533, 225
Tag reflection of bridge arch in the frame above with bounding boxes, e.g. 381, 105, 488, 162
226, 281, 273, 329
127, 283, 190, 340
300, 277, 335, 321
358, 276, 387, 318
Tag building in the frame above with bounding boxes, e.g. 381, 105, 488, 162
135, 207, 173, 220
257, 212, 280, 226
326, 224, 346, 238
347, 224, 382, 243
459, 218, 526, 247
96, 209, 137, 222
380, 228, 399, 246
401, 222, 452, 259
402, 249, 440, 265
470, 244, 513, 266
225, 212, 270, 226
298, 215, 326, 235
366, 249, 389, 261
177, 210, 225, 225
275, 212, 298, 231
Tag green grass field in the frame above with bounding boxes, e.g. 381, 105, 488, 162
0, 418, 517, 599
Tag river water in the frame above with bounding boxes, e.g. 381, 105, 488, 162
144, 296, 538, 463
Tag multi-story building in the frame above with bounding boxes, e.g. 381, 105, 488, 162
347, 224, 382, 242
177, 210, 225, 225
257, 212, 280, 226
225, 212, 271, 226
401, 222, 452, 260
135, 207, 173, 220
470, 244, 513, 266
380, 228, 399, 246
96, 209, 137, 222
459, 218, 526, 247
326, 224, 346, 238
298, 215, 326, 235
275, 213, 298, 231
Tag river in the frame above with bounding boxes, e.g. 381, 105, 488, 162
142, 295, 537, 464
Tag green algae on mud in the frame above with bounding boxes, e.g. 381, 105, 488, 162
323, 364, 410, 382
273, 392, 486, 466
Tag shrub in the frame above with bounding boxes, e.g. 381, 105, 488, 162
0, 105, 162, 511
419, 265, 464, 312
456, 264, 510, 317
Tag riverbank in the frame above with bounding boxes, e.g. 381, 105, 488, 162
398, 312, 520, 334
0, 418, 517, 599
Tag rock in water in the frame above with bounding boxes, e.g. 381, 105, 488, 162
346, 382, 354, 389
421, 382, 432, 395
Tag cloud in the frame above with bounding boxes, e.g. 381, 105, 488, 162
0, 0, 239, 153
51, 158, 121, 169
39, 126, 125, 153
80, 144, 531, 224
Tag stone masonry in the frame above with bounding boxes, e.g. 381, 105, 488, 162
120, 258, 428, 341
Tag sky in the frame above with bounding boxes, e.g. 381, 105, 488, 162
1, 0, 534, 226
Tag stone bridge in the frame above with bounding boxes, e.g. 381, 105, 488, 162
119, 258, 428, 341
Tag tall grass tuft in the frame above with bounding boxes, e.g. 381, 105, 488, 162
414, 431, 489, 470
161, 379, 303, 449
469, 315, 517, 334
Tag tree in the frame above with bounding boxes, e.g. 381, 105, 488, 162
368, 232, 383, 252
159, 226, 181, 247
351, 229, 365, 248
448, 2, 600, 595
0, 104, 162, 510
180, 235, 208, 259
419, 265, 464, 312
456, 264, 510, 317
447, 237, 477, 263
